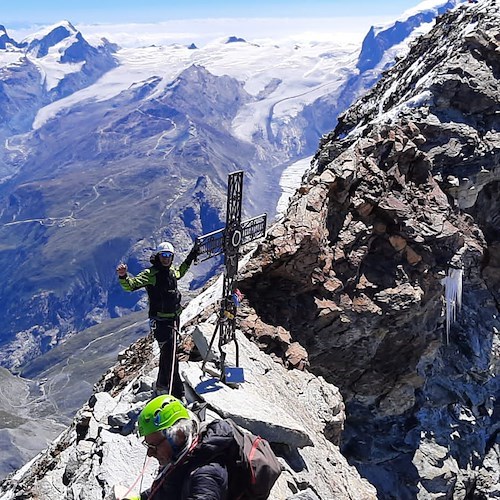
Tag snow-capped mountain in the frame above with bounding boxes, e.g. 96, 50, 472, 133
0, 24, 24, 49
309, 0, 468, 151
25, 21, 83, 58
357, 0, 465, 73
22, 21, 116, 96
0, 0, 497, 495
0, 22, 116, 140
0, 0, 470, 478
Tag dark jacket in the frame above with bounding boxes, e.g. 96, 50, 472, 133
119, 254, 194, 318
141, 420, 234, 500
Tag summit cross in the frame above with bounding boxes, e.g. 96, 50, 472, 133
195, 170, 266, 382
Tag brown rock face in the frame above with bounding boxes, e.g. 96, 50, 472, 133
241, 121, 476, 409
239, 1, 500, 498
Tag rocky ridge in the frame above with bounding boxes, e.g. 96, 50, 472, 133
236, 0, 500, 498
0, 279, 377, 500
0, 1, 498, 498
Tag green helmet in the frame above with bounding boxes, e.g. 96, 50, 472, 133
137, 395, 190, 437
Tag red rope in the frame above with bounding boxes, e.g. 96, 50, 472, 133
117, 455, 152, 499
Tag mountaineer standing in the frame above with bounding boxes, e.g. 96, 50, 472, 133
116, 241, 198, 399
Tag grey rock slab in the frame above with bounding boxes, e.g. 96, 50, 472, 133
182, 361, 311, 448
91, 392, 118, 423
191, 324, 220, 362
183, 322, 346, 445
97, 429, 156, 496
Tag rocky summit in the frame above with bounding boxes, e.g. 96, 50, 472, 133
0, 1, 499, 499
0, 279, 378, 500
0, 1, 464, 377
238, 0, 500, 498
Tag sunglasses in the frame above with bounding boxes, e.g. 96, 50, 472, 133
159, 251, 173, 258
142, 437, 165, 453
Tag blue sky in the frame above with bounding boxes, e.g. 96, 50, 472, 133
3, 0, 436, 48
3, 0, 423, 25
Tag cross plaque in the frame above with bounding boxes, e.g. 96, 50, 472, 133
195, 171, 266, 383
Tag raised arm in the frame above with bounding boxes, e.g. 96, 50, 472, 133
175, 241, 199, 279
116, 264, 155, 291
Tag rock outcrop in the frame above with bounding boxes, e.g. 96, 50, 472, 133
0, 281, 376, 500
0, 1, 498, 499
237, 1, 500, 498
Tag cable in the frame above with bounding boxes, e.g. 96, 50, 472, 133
117, 454, 152, 500
146, 431, 200, 500
167, 322, 178, 395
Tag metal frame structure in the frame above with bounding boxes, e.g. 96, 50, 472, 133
196, 171, 267, 382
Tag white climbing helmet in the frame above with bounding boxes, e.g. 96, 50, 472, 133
156, 241, 175, 255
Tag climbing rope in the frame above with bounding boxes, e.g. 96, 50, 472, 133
116, 453, 152, 500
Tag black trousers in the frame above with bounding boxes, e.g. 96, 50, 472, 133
150, 317, 184, 399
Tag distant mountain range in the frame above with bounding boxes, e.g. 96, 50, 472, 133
0, 0, 468, 476
0, 0, 497, 496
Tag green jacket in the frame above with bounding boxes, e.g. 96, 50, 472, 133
119, 256, 193, 319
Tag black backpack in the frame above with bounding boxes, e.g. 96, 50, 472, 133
225, 419, 283, 500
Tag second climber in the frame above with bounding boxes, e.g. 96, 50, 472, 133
116, 241, 198, 399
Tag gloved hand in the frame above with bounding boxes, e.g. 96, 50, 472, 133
185, 240, 200, 264
112, 484, 140, 500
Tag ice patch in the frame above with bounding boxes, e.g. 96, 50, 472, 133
441, 267, 463, 342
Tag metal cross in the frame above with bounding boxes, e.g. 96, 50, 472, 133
195, 171, 266, 383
